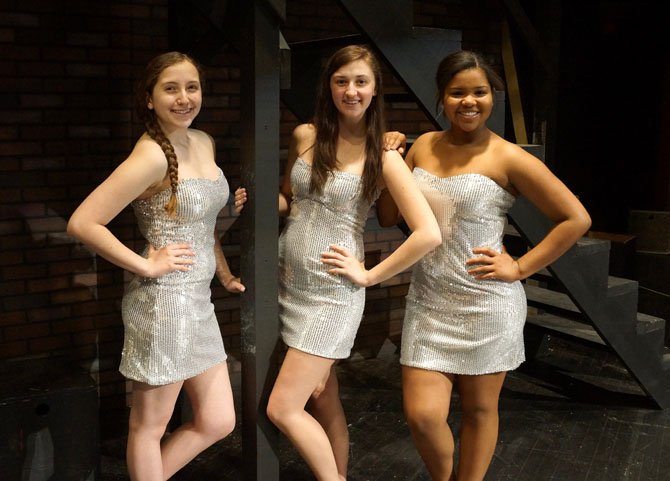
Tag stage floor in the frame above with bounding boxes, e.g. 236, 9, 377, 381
101, 336, 670, 481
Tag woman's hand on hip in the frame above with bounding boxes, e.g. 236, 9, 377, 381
321, 244, 370, 287
465, 246, 521, 282
144, 243, 194, 277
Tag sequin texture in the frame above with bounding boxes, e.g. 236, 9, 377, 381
279, 158, 378, 359
120, 169, 229, 385
400, 170, 526, 374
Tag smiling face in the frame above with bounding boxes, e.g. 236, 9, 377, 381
442, 67, 493, 134
147, 60, 202, 134
330, 59, 377, 122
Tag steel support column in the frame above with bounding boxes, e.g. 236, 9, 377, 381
239, 1, 283, 479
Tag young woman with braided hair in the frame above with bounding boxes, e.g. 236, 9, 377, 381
67, 51, 244, 480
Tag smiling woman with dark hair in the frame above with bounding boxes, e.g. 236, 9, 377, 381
377, 50, 591, 481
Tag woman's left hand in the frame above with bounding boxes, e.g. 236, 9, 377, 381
465, 246, 521, 282
234, 187, 247, 214
382, 131, 407, 155
321, 244, 370, 287
223, 276, 246, 293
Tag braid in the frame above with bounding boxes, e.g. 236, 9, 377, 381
135, 52, 204, 216
145, 115, 179, 216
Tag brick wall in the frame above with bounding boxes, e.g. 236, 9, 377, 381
0, 0, 502, 437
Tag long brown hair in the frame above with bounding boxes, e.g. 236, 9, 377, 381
311, 45, 385, 203
134, 51, 204, 216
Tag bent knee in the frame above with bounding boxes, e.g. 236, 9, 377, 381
197, 412, 236, 443
266, 395, 289, 428
214, 413, 236, 440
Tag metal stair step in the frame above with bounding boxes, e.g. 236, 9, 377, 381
663, 348, 670, 371
606, 275, 638, 297
525, 283, 664, 336
526, 312, 604, 345
636, 311, 666, 335
524, 283, 579, 315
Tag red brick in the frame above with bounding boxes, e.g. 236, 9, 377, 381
53, 317, 94, 334
20, 94, 65, 108
72, 300, 118, 318
67, 125, 112, 138
29, 334, 73, 352
51, 287, 97, 304
3, 292, 51, 311
27, 276, 70, 293
0, 12, 40, 27
0, 280, 25, 296
0, 109, 42, 124
1, 45, 40, 60
66, 63, 109, 77
67, 32, 110, 47
110, 4, 151, 17
0, 27, 14, 42
0, 142, 42, 156
4, 322, 51, 341
22, 216, 67, 233
0, 250, 23, 265
0, 340, 29, 359
27, 305, 71, 323
23, 187, 68, 201
22, 157, 66, 170
0, 310, 26, 326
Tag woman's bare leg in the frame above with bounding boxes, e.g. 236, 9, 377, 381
267, 348, 343, 481
309, 366, 349, 478
160, 362, 236, 479
455, 372, 506, 481
402, 366, 457, 481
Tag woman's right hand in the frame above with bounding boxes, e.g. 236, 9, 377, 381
144, 243, 195, 277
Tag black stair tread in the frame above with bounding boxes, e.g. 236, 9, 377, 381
526, 312, 605, 345
606, 275, 638, 297
524, 277, 638, 306
663, 348, 670, 370
524, 283, 579, 313
525, 284, 665, 335
637, 311, 666, 334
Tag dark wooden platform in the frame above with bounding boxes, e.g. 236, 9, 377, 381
101, 336, 670, 481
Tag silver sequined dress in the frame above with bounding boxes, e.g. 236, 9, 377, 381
120, 169, 229, 385
400, 170, 526, 375
279, 158, 377, 359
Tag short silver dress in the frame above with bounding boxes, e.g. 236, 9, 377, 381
400, 170, 526, 375
279, 158, 377, 359
120, 169, 229, 385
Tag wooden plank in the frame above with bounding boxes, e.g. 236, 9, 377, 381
501, 18, 528, 144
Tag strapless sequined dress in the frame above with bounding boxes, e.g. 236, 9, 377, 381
120, 169, 229, 385
279, 158, 377, 359
400, 170, 526, 375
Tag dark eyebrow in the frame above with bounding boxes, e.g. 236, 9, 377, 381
333, 74, 371, 79
448, 85, 490, 90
